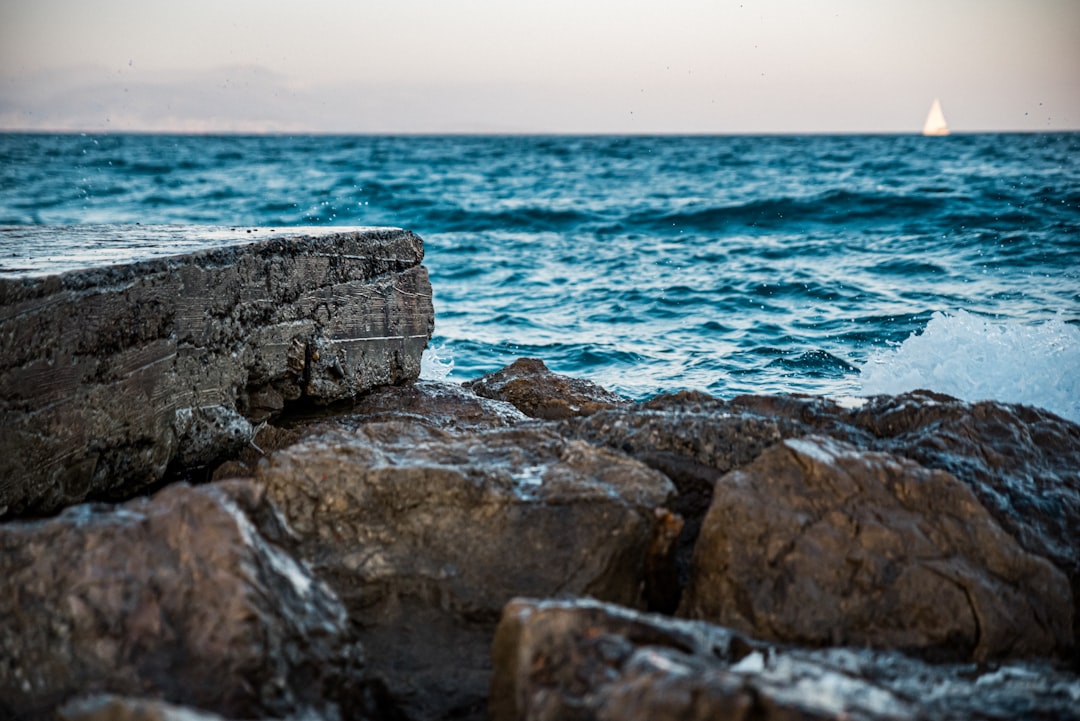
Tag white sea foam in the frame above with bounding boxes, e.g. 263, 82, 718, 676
858, 310, 1080, 424
420, 343, 455, 381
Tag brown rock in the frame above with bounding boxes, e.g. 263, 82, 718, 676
565, 389, 1080, 646
252, 420, 675, 721
490, 597, 1080, 721
345, 378, 530, 430
678, 435, 1073, 662
560, 397, 786, 601
464, 357, 628, 420
210, 380, 529, 481
0, 481, 386, 721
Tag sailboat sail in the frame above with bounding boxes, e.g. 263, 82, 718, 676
922, 99, 950, 136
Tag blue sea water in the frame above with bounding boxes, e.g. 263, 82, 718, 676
2, 132, 1079, 421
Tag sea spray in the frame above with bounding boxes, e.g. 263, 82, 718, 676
859, 310, 1080, 423
420, 343, 455, 382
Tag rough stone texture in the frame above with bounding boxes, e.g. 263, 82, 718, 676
346, 378, 531, 430
0, 226, 434, 517
209, 380, 530, 482
0, 481, 386, 721
731, 389, 1080, 648
252, 420, 676, 721
464, 357, 629, 420
560, 394, 786, 597
679, 435, 1073, 662
490, 597, 1080, 721
564, 389, 1080, 645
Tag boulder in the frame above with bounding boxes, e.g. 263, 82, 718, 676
560, 394, 786, 598
464, 357, 628, 420
0, 225, 434, 517
564, 389, 1080, 642
678, 435, 1073, 662
490, 597, 1080, 721
0, 481, 388, 721
251, 420, 676, 720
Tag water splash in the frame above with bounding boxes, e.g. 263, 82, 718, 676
420, 343, 455, 382
859, 310, 1080, 423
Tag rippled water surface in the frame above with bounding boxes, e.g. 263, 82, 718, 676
2, 132, 1078, 418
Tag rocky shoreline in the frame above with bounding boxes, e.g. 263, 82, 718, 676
1, 228, 1078, 721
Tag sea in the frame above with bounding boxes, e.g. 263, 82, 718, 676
2, 132, 1078, 423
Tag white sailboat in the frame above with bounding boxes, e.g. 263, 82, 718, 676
922, 98, 950, 136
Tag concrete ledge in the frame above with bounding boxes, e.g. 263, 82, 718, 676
0, 226, 434, 516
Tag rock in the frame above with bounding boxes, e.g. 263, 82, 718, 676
564, 389, 1080, 647
251, 420, 676, 721
732, 389, 1080, 648
0, 481, 389, 721
678, 435, 1073, 662
560, 395, 786, 599
851, 393, 1080, 612
490, 597, 1080, 721
464, 358, 628, 420
210, 380, 529, 482
346, 378, 531, 430
0, 225, 434, 517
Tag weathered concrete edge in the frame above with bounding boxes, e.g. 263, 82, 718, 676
0, 226, 435, 517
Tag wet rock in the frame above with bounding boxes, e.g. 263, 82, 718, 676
0, 225, 434, 517
850, 393, 1080, 611
732, 389, 1080, 647
210, 380, 529, 481
0, 481, 384, 721
346, 378, 530, 430
252, 420, 676, 721
490, 597, 1080, 721
464, 357, 628, 420
564, 389, 1080, 646
679, 435, 1073, 662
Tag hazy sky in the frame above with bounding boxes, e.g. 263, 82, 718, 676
1, 0, 1077, 133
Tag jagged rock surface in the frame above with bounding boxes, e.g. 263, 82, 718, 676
251, 419, 676, 721
464, 357, 628, 420
0, 226, 434, 517
678, 435, 1073, 661
0, 481, 384, 721
490, 597, 1080, 721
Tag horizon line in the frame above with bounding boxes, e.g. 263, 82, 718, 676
2, 127, 1077, 138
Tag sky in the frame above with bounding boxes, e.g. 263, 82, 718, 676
0, 0, 1077, 134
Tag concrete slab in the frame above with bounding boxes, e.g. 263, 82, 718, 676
0, 225, 434, 516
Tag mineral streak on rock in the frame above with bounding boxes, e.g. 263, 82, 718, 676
0, 225, 434, 517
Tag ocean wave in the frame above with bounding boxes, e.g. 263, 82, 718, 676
858, 310, 1080, 423
625, 189, 946, 233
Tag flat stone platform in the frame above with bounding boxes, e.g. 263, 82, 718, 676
0, 225, 434, 516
